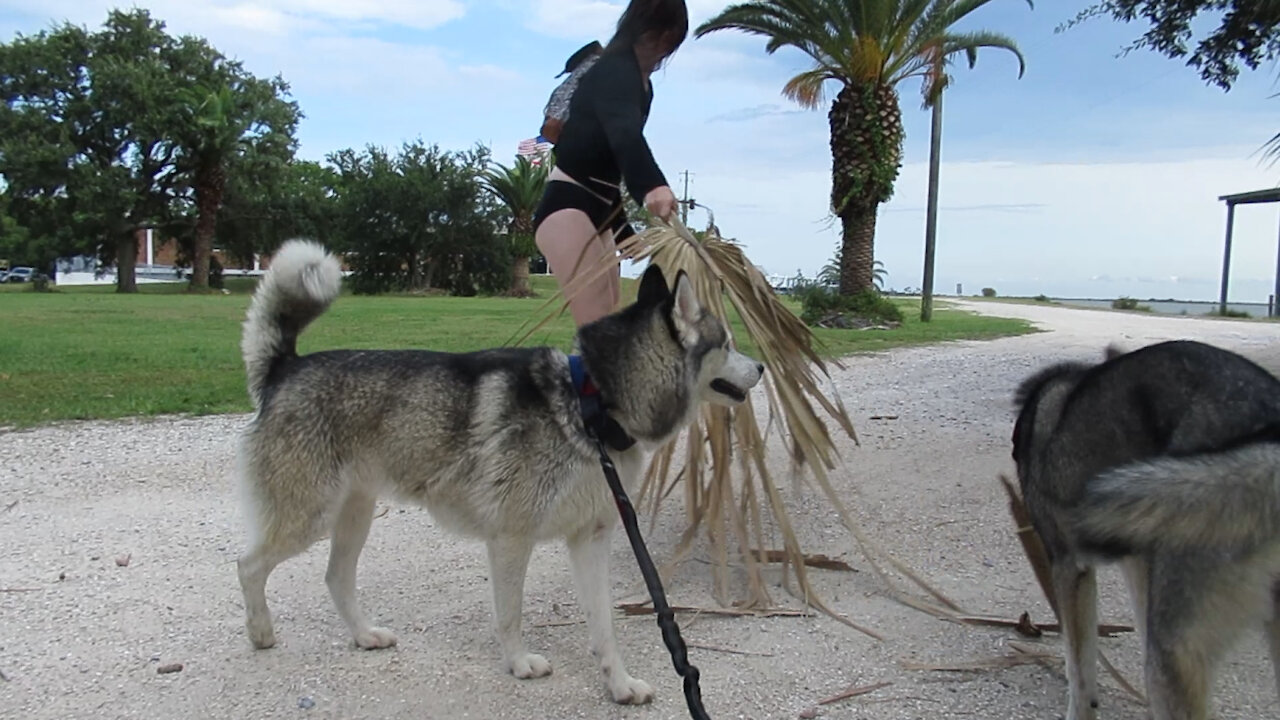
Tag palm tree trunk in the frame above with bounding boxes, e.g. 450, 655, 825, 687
408, 252, 424, 290
839, 208, 876, 294
190, 162, 225, 290
115, 232, 138, 293
511, 255, 531, 296
508, 216, 536, 297
829, 83, 904, 296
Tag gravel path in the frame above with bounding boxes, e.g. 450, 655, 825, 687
3, 300, 1280, 720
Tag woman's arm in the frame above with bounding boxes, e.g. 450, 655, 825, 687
588, 54, 668, 204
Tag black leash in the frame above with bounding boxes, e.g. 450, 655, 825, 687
587, 433, 710, 720
568, 355, 709, 719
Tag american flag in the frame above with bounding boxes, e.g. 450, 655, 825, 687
517, 135, 554, 165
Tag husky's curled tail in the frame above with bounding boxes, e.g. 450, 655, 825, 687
1074, 442, 1280, 554
241, 240, 342, 408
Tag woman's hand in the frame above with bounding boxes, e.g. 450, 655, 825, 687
644, 185, 678, 222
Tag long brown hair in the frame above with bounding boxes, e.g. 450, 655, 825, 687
605, 0, 689, 64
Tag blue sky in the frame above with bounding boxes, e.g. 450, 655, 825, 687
2, 0, 1279, 301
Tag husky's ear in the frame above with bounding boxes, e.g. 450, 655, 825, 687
637, 263, 670, 306
671, 271, 701, 332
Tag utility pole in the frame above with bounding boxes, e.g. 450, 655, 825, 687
678, 170, 694, 224
921, 48, 945, 323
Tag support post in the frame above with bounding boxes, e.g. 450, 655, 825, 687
1273, 211, 1280, 317
1219, 202, 1236, 316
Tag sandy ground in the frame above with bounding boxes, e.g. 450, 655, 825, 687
4, 300, 1280, 720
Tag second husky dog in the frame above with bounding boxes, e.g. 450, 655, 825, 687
1012, 339, 1280, 720
234, 240, 763, 704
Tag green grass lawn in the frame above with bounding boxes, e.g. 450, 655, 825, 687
0, 276, 1034, 428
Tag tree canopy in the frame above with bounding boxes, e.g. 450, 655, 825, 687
0, 9, 299, 292
0, 8, 525, 296
330, 141, 511, 296
1060, 1, 1280, 91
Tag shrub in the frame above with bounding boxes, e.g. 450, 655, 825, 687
981, 287, 997, 297
1033, 294, 1050, 302
795, 285, 903, 327
1210, 308, 1250, 318
1112, 297, 1152, 312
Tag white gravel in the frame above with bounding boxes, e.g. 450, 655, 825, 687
3, 300, 1280, 720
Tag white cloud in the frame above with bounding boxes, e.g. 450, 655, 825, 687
457, 63, 524, 84
0, 0, 464, 31
278, 35, 454, 94
665, 39, 800, 89
870, 154, 1280, 300
525, 0, 620, 40
270, 0, 464, 29
613, 138, 1280, 305
201, 3, 324, 36
524, 0, 740, 41
6, 0, 1276, 305
0, 1, 506, 103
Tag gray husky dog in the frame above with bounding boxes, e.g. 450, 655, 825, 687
234, 240, 763, 704
1012, 339, 1280, 720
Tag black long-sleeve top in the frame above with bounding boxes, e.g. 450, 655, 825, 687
554, 47, 668, 205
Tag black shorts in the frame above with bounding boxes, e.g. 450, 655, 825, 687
533, 180, 636, 243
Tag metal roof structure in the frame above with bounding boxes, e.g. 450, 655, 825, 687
1220, 187, 1280, 206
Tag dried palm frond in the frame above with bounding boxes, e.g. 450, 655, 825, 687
999, 475, 1145, 703
512, 211, 960, 637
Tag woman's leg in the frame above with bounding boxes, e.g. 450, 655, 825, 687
535, 207, 619, 327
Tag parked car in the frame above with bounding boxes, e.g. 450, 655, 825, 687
0, 270, 8, 283
6, 266, 34, 283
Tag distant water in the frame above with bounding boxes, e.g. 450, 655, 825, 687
1049, 297, 1271, 317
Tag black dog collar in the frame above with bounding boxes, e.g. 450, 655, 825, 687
568, 355, 636, 452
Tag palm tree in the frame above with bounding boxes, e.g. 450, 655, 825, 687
176, 74, 297, 290
482, 156, 549, 297
178, 84, 251, 290
696, 0, 1028, 295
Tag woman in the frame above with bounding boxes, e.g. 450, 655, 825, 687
532, 0, 688, 327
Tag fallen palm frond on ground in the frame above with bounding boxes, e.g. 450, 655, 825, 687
952, 612, 1133, 638
615, 601, 810, 619
900, 644, 1059, 673
512, 211, 962, 638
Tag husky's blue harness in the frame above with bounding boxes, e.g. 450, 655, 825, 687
568, 355, 710, 720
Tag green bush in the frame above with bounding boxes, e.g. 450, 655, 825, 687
1033, 294, 1050, 303
1112, 297, 1152, 312
795, 284, 903, 327
981, 287, 997, 297
1210, 307, 1250, 318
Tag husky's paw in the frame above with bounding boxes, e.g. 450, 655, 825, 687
609, 675, 654, 705
508, 652, 552, 679
354, 627, 398, 650
1065, 698, 1098, 720
246, 619, 277, 649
